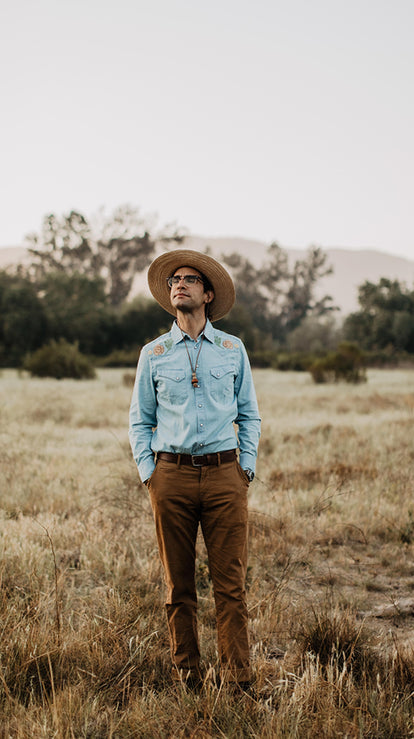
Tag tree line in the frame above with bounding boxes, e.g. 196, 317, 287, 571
1, 205, 413, 368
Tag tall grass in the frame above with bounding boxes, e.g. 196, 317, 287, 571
1, 368, 413, 737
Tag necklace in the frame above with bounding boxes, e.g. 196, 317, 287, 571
180, 328, 205, 387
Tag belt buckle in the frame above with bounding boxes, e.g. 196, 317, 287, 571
191, 455, 204, 467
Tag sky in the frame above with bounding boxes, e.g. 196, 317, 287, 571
1, 0, 413, 259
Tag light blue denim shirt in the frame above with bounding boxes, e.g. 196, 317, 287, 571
129, 319, 261, 483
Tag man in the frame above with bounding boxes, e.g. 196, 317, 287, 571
129, 249, 261, 688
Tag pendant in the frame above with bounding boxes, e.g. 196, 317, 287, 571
191, 372, 199, 388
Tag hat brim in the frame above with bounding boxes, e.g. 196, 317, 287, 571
147, 249, 235, 321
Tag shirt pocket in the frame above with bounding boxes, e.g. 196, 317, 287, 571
209, 364, 236, 404
156, 368, 186, 405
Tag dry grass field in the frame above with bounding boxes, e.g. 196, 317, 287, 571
1, 367, 414, 738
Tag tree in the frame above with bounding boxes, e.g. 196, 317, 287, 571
287, 315, 340, 354
222, 243, 337, 345
119, 296, 172, 349
221, 253, 271, 335
393, 311, 414, 352
39, 272, 116, 355
0, 271, 47, 366
343, 278, 414, 352
26, 204, 185, 306
216, 304, 266, 353
267, 244, 336, 337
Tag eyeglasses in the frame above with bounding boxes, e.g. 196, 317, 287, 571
167, 275, 204, 287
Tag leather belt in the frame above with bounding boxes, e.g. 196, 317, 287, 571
157, 449, 237, 467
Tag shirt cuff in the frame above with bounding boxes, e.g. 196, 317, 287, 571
239, 452, 257, 474
138, 457, 156, 484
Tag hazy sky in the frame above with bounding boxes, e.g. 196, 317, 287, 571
1, 0, 413, 258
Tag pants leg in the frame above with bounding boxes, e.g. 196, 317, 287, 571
148, 458, 250, 682
200, 460, 250, 683
148, 460, 201, 675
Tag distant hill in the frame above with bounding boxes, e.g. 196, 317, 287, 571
183, 236, 414, 315
1, 239, 414, 316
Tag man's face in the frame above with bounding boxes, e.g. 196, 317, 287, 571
169, 266, 213, 315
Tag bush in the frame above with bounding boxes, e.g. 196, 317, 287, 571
363, 348, 414, 368
274, 352, 314, 371
122, 372, 136, 387
249, 350, 320, 372
249, 350, 279, 368
94, 348, 141, 367
309, 342, 366, 384
24, 339, 96, 380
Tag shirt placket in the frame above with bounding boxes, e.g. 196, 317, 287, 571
193, 338, 206, 450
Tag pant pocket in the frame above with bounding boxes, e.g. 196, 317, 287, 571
236, 461, 250, 486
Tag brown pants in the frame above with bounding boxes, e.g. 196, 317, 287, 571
148, 457, 250, 682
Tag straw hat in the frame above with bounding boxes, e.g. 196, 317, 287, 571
147, 249, 235, 321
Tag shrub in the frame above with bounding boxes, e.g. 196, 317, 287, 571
122, 372, 136, 387
309, 342, 366, 384
95, 348, 141, 367
274, 352, 314, 371
249, 350, 315, 371
249, 350, 279, 368
24, 339, 96, 380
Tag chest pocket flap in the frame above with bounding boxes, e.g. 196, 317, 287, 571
157, 368, 185, 382
210, 365, 235, 379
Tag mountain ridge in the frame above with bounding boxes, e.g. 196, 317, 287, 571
181, 236, 414, 315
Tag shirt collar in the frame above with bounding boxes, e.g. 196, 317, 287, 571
171, 318, 215, 344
